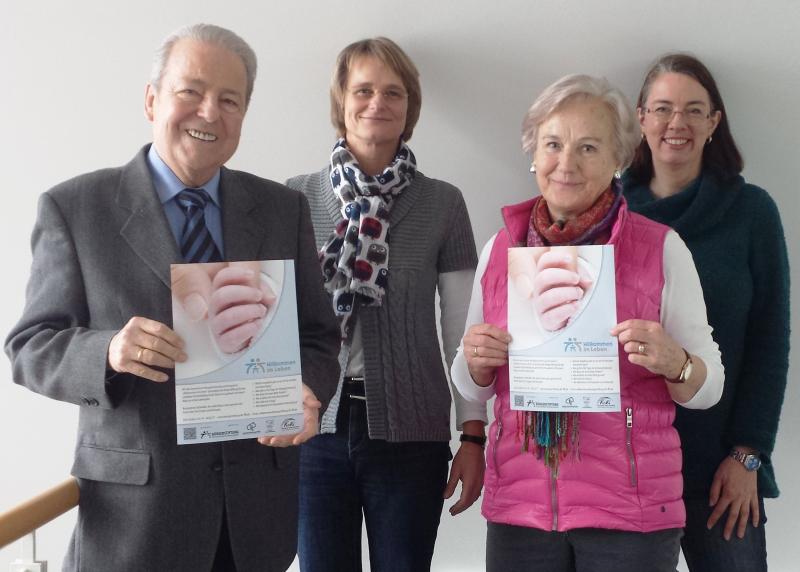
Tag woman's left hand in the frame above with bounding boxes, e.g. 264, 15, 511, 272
611, 319, 685, 378
707, 454, 760, 540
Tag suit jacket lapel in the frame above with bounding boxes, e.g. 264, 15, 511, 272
117, 146, 180, 289
220, 168, 263, 261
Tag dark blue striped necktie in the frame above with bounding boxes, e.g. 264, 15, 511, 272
176, 188, 222, 263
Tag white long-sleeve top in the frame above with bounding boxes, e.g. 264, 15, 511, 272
452, 230, 724, 409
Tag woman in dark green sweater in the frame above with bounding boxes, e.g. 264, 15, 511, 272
622, 53, 790, 572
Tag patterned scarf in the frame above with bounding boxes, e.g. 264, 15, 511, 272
519, 181, 623, 471
320, 138, 417, 338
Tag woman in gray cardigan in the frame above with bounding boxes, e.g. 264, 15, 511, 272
287, 37, 487, 571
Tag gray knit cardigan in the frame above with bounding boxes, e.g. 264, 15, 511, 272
286, 168, 478, 442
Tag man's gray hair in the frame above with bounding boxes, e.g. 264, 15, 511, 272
521, 74, 639, 169
150, 23, 257, 107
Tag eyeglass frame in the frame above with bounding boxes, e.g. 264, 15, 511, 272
641, 104, 715, 125
347, 86, 408, 103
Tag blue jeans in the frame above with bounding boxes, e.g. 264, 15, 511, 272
486, 522, 682, 572
297, 394, 451, 572
681, 495, 768, 572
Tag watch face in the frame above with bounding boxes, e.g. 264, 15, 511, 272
682, 360, 693, 382
744, 455, 762, 471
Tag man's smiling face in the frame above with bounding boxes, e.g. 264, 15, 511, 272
145, 38, 247, 187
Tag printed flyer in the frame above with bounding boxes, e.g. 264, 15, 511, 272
171, 260, 303, 444
507, 245, 620, 412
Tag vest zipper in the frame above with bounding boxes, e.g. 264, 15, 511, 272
492, 417, 503, 477
550, 467, 559, 531
625, 407, 637, 487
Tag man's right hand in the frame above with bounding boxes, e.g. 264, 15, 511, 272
108, 317, 187, 382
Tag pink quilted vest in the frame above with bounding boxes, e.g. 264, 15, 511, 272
481, 198, 685, 533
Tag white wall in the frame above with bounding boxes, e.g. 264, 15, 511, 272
1, 1, 797, 570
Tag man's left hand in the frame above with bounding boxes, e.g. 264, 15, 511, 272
257, 384, 321, 447
443, 438, 485, 516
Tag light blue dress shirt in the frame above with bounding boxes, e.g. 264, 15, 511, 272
146, 144, 225, 257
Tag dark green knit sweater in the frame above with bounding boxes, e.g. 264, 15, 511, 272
623, 169, 790, 498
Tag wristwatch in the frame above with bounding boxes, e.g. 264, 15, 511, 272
730, 449, 762, 471
665, 349, 693, 384
460, 434, 487, 448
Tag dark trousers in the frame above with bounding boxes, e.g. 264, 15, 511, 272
681, 495, 768, 572
211, 511, 236, 572
486, 522, 682, 572
297, 392, 450, 572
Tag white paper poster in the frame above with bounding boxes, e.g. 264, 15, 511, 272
507, 245, 620, 412
171, 260, 303, 444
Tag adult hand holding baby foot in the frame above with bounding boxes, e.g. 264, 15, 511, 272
509, 247, 593, 332
208, 262, 277, 354
532, 247, 593, 331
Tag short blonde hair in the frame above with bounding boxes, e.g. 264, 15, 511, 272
330, 37, 422, 142
521, 74, 639, 169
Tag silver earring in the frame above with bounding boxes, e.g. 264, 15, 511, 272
614, 170, 621, 180
707, 136, 713, 144
530, 164, 536, 173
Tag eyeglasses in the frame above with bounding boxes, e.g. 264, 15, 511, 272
644, 105, 711, 125
348, 87, 408, 103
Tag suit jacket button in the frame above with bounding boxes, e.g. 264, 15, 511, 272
211, 462, 223, 472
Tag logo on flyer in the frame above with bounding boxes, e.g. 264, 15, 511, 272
245, 357, 266, 375
596, 396, 614, 408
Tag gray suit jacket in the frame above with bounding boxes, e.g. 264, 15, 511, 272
5, 146, 340, 572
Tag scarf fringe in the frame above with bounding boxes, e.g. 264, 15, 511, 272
517, 411, 581, 473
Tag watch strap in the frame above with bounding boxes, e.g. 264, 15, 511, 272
460, 433, 487, 448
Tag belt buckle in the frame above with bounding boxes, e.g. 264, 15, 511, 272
344, 376, 365, 400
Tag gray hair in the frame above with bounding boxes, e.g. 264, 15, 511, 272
150, 23, 257, 107
521, 74, 639, 170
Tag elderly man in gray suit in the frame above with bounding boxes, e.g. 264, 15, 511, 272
5, 24, 340, 572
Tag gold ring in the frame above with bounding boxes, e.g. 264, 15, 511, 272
137, 347, 144, 362
638, 342, 647, 355
472, 346, 479, 358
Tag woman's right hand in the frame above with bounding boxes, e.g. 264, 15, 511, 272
462, 323, 511, 387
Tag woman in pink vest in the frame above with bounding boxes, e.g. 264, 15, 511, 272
451, 74, 724, 572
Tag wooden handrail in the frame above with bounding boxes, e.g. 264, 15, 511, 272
0, 478, 79, 549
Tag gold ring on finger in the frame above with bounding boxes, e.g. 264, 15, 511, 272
137, 347, 144, 362
472, 346, 479, 358
638, 342, 647, 355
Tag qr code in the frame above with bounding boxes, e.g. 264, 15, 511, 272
514, 395, 524, 407
183, 427, 197, 440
